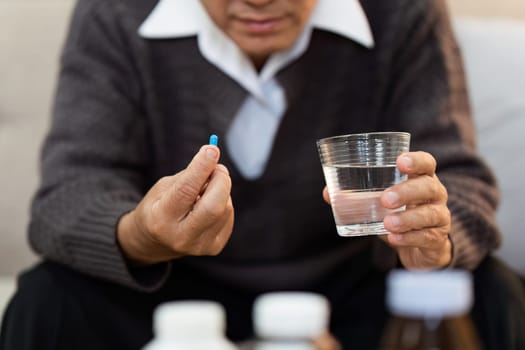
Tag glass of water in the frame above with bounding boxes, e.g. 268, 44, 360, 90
317, 132, 411, 237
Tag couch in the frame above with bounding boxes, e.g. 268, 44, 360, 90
454, 18, 525, 276
0, 0, 75, 321
1, 1, 524, 322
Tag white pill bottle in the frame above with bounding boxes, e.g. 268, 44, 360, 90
243, 292, 330, 350
143, 301, 238, 350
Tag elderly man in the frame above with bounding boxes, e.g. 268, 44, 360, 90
2, 0, 524, 349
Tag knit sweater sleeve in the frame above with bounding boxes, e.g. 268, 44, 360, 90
379, 0, 501, 269
28, 0, 170, 291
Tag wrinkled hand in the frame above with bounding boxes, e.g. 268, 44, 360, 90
117, 145, 234, 265
323, 151, 451, 269
381, 151, 451, 269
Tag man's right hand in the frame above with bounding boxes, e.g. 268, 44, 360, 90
117, 145, 234, 265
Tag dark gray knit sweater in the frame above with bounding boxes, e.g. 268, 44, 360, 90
29, 0, 501, 291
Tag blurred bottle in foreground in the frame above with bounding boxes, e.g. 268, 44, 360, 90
143, 300, 238, 350
240, 292, 331, 350
380, 269, 482, 350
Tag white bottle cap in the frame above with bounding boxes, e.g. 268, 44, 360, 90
253, 292, 330, 339
386, 269, 474, 318
153, 301, 226, 339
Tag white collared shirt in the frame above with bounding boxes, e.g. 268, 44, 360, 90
139, 0, 374, 179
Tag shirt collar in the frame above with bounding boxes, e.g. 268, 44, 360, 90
138, 0, 375, 49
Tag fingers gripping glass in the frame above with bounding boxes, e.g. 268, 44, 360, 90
317, 132, 411, 237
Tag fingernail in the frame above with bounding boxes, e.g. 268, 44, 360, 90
206, 147, 218, 160
216, 164, 229, 175
385, 191, 399, 206
400, 155, 412, 169
390, 234, 403, 242
389, 216, 401, 229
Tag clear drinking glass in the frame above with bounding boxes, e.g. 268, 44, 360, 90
317, 132, 411, 237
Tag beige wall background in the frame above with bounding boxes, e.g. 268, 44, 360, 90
449, 0, 525, 19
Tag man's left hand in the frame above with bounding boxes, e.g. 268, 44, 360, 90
379, 151, 451, 269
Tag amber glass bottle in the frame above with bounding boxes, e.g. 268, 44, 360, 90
380, 270, 482, 350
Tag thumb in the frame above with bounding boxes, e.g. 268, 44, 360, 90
323, 186, 331, 205
161, 145, 220, 215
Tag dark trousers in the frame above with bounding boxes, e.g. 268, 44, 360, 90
1, 256, 525, 350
